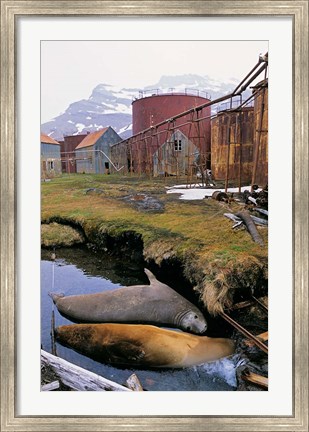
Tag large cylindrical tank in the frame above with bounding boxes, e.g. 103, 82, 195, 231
132, 93, 210, 134
132, 93, 211, 161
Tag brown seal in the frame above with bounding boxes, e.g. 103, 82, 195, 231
49, 268, 207, 334
55, 323, 235, 368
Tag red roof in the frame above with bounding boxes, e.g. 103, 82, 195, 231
40, 133, 61, 145
75, 128, 109, 150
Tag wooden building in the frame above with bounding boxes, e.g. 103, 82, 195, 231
152, 130, 199, 177
41, 133, 62, 178
75, 127, 122, 174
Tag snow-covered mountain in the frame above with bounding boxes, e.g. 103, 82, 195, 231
41, 74, 240, 141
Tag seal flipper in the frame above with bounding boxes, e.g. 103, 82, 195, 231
48, 292, 65, 304
105, 341, 146, 364
144, 268, 158, 285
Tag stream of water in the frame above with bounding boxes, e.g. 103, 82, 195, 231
41, 247, 236, 391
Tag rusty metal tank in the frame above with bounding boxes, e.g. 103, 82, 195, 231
132, 91, 211, 158
132, 91, 210, 133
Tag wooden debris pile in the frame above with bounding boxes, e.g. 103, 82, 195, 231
223, 296, 268, 391
41, 350, 145, 392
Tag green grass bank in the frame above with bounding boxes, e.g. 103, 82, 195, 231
41, 174, 268, 315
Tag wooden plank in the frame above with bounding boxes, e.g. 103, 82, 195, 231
41, 350, 132, 392
241, 371, 268, 390
244, 331, 268, 347
254, 331, 268, 341
41, 380, 60, 391
229, 299, 255, 310
126, 373, 144, 391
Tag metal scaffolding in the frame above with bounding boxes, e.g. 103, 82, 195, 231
111, 53, 268, 190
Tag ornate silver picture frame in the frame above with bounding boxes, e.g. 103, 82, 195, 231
1, 1, 308, 431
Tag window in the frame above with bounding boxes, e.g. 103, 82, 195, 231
174, 139, 182, 151
48, 160, 54, 170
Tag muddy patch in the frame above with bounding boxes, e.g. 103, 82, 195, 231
123, 194, 165, 212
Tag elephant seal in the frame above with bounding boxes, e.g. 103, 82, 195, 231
55, 323, 235, 368
49, 269, 207, 334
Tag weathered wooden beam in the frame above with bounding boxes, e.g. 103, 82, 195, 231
241, 370, 268, 390
235, 211, 264, 246
41, 380, 60, 391
224, 212, 267, 227
256, 208, 268, 216
244, 331, 268, 348
126, 373, 144, 391
41, 350, 132, 392
229, 299, 255, 311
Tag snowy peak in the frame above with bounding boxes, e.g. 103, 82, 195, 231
89, 84, 138, 113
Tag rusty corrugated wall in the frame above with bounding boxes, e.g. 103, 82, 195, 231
252, 81, 268, 186
211, 107, 254, 183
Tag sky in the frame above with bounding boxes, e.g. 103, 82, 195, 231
41, 40, 268, 123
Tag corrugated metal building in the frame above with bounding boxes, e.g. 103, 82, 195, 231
211, 78, 268, 186
41, 133, 62, 178
211, 107, 254, 183
75, 127, 122, 174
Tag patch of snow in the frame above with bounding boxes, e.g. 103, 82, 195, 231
102, 109, 118, 114
116, 103, 131, 114
68, 120, 74, 124
102, 102, 115, 109
118, 124, 132, 134
75, 123, 85, 133
86, 116, 91, 119
166, 184, 252, 200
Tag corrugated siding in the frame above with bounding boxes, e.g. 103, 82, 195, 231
75, 146, 95, 173
94, 128, 122, 174
253, 86, 268, 186
75, 128, 122, 174
41, 142, 62, 177
41, 143, 61, 158
211, 108, 254, 182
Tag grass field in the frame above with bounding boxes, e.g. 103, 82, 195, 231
41, 173, 268, 315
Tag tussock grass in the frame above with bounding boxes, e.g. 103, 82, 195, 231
41, 174, 268, 315
41, 222, 85, 247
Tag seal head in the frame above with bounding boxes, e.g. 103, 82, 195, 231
177, 310, 207, 333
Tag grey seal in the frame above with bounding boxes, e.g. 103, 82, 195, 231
49, 268, 207, 334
